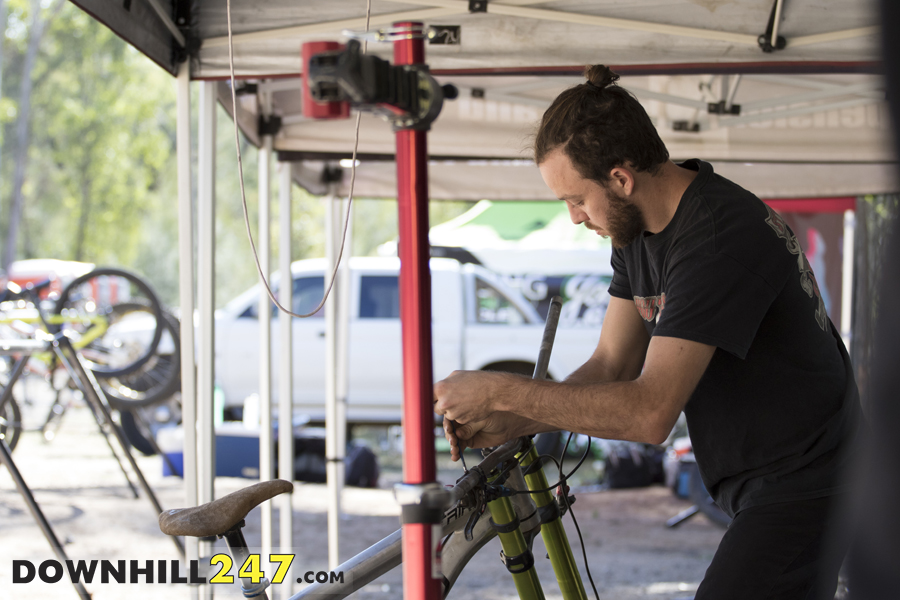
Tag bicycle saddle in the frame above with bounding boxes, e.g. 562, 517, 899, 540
159, 479, 293, 537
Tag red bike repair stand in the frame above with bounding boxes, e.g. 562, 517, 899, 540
303, 22, 453, 600
392, 21, 448, 600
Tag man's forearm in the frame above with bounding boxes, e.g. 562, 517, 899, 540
506, 412, 560, 437
564, 352, 639, 386
493, 373, 664, 444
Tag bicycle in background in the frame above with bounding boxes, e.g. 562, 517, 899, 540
1, 267, 180, 446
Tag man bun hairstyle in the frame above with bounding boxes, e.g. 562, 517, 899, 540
585, 64, 619, 89
534, 64, 669, 182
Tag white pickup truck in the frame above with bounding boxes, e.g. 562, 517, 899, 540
215, 257, 606, 424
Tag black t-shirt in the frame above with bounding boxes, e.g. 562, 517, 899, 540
608, 159, 861, 517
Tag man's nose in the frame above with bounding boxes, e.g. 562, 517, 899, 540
567, 202, 586, 225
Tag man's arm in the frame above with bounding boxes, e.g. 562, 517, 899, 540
564, 295, 651, 384
435, 297, 716, 445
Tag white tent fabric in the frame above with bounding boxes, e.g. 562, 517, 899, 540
73, 0, 895, 198
81, 0, 881, 77
221, 70, 897, 199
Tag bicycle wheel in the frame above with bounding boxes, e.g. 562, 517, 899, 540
54, 268, 164, 378
117, 395, 182, 457
97, 307, 180, 409
0, 395, 22, 451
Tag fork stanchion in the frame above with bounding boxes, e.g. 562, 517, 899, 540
392, 20, 444, 600
519, 446, 588, 600
486, 477, 546, 600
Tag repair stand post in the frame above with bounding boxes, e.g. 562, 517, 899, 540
392, 21, 442, 600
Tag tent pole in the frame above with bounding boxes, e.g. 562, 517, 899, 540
278, 160, 295, 599
258, 86, 275, 560
197, 81, 218, 582
325, 185, 345, 570
176, 60, 200, 600
841, 209, 856, 347
393, 22, 441, 600
337, 194, 353, 506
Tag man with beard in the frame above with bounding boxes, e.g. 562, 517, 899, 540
434, 65, 861, 599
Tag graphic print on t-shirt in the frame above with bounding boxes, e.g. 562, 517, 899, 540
634, 293, 666, 323
764, 205, 828, 331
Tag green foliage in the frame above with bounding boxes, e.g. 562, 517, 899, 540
2, 2, 179, 299
0, 4, 477, 310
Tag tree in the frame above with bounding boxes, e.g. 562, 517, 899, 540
2, 0, 64, 270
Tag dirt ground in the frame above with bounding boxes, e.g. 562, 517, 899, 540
1, 403, 726, 600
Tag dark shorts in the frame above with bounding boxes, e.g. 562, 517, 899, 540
695, 496, 847, 600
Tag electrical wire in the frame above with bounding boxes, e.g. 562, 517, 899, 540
560, 487, 601, 600
513, 435, 593, 495
226, 0, 372, 318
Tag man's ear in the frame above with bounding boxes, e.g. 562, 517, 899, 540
608, 166, 635, 196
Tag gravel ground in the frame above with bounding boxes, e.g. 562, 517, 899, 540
1, 403, 726, 600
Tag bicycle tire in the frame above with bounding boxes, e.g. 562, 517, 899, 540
97, 307, 180, 409
118, 409, 158, 456
0, 395, 22, 451
54, 267, 164, 378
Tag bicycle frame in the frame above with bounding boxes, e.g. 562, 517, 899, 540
0, 310, 110, 367
289, 435, 588, 600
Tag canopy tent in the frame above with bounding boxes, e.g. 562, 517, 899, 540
65, 1, 893, 597
77, 0, 880, 77
74, 0, 896, 200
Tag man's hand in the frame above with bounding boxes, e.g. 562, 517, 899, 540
434, 370, 511, 425
442, 413, 528, 461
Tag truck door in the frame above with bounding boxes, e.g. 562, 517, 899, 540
348, 273, 402, 421
348, 267, 463, 423
287, 276, 328, 417
462, 272, 541, 372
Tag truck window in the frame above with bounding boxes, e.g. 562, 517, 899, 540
359, 276, 399, 319
474, 277, 526, 325
239, 276, 325, 319
290, 276, 326, 318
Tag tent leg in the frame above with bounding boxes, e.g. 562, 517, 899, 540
278, 160, 296, 598
176, 60, 200, 600
197, 80, 218, 600
258, 86, 275, 560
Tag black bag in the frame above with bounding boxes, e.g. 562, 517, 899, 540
291, 437, 379, 487
344, 441, 379, 488
604, 442, 654, 489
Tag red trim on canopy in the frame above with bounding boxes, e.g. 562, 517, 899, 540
763, 197, 856, 213
191, 61, 881, 81
431, 61, 881, 77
